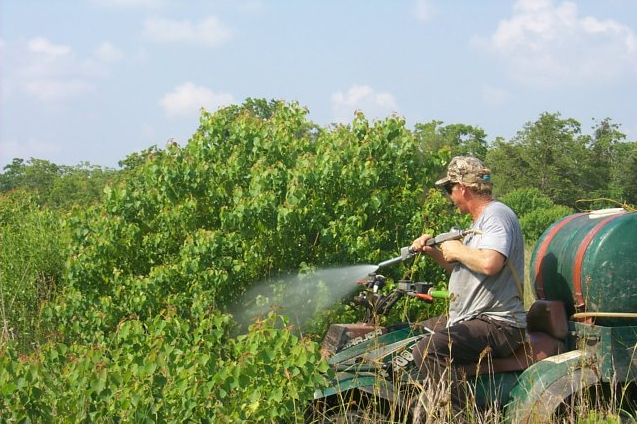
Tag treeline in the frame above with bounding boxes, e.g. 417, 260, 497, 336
0, 99, 635, 421
0, 159, 117, 209
3, 112, 635, 212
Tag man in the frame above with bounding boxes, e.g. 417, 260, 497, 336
410, 156, 526, 420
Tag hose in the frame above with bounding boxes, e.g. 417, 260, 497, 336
571, 312, 637, 320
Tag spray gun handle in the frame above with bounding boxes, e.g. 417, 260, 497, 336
425, 227, 476, 247
400, 246, 416, 261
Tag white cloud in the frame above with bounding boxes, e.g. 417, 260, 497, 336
23, 79, 96, 102
27, 37, 72, 58
159, 82, 234, 118
143, 16, 233, 47
473, 0, 637, 87
3, 37, 123, 103
331, 85, 398, 123
94, 42, 124, 62
15, 38, 103, 102
414, 0, 437, 22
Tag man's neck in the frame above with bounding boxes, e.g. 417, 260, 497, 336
469, 195, 494, 221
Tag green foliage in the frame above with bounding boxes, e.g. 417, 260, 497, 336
414, 120, 488, 158
519, 205, 574, 243
52, 102, 447, 344
0, 191, 67, 351
5, 100, 632, 420
0, 158, 115, 209
499, 188, 573, 243
303, 189, 470, 333
577, 411, 623, 424
0, 158, 59, 194
393, 189, 471, 321
487, 113, 637, 209
583, 117, 637, 207
487, 112, 590, 208
610, 141, 637, 205
498, 187, 553, 217
0, 311, 330, 422
12, 100, 447, 420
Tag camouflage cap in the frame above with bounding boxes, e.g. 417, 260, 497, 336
435, 156, 492, 191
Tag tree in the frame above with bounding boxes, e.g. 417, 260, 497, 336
487, 112, 589, 208
611, 141, 637, 206
413, 121, 488, 158
583, 118, 637, 208
0, 158, 115, 208
582, 118, 623, 201
0, 158, 60, 194
49, 162, 116, 208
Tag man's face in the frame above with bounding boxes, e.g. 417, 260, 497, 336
444, 182, 469, 214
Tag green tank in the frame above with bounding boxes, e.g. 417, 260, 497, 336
530, 208, 637, 326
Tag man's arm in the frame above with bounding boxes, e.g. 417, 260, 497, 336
411, 234, 456, 273
439, 240, 506, 276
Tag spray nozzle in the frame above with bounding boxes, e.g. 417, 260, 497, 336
376, 246, 416, 269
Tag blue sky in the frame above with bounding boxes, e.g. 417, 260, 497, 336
2, 0, 636, 170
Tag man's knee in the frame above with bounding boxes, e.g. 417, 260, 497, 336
412, 338, 449, 380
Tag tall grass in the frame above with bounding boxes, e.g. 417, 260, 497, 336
0, 192, 67, 351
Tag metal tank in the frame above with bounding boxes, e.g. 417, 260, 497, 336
531, 208, 637, 326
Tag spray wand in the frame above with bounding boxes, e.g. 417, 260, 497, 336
376, 227, 479, 269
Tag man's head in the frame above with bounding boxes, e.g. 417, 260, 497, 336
435, 156, 493, 195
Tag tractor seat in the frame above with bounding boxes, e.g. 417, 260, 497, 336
463, 300, 568, 376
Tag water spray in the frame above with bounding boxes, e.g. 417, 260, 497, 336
231, 227, 477, 330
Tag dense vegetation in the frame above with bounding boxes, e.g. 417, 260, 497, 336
1, 99, 635, 421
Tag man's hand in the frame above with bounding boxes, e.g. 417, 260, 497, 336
411, 234, 433, 253
411, 234, 455, 272
412, 233, 506, 276
439, 240, 463, 262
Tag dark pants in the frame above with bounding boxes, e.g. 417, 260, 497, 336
411, 315, 525, 422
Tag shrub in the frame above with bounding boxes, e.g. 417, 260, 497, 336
500, 188, 573, 244
520, 205, 573, 242
0, 311, 330, 422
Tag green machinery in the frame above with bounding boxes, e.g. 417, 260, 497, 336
506, 208, 637, 422
309, 209, 637, 423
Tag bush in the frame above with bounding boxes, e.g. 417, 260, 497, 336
51, 102, 448, 343
22, 101, 451, 419
499, 187, 554, 217
520, 205, 574, 242
500, 188, 573, 244
0, 311, 330, 422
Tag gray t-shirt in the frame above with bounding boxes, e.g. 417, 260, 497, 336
447, 201, 527, 328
